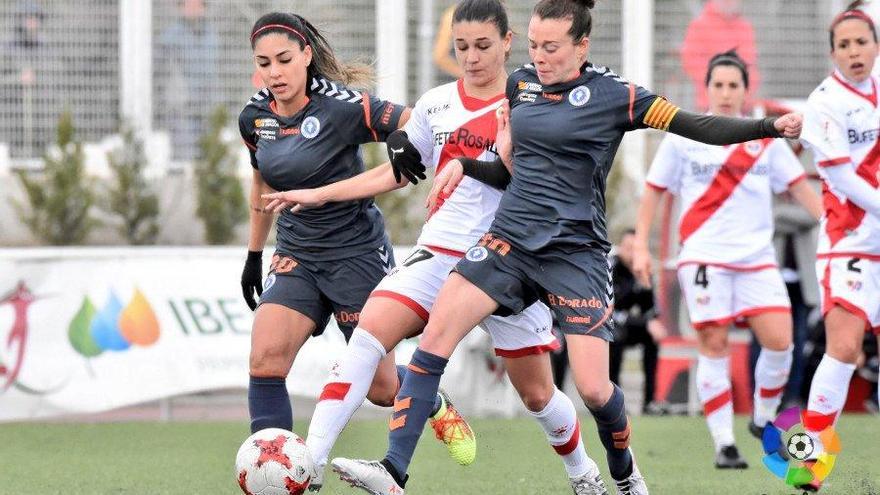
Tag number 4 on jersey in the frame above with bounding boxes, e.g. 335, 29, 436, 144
694, 264, 709, 288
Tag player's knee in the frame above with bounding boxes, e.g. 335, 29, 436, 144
365, 374, 398, 407
366, 387, 396, 408
518, 385, 554, 412
249, 347, 290, 377
762, 336, 792, 352
578, 382, 611, 409
826, 339, 861, 364
698, 333, 728, 356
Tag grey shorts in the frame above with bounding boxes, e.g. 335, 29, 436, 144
258, 239, 395, 340
453, 233, 614, 340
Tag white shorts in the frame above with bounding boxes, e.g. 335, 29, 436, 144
371, 245, 559, 356
677, 263, 791, 330
817, 255, 880, 334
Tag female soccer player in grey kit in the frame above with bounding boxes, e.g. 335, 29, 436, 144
263, 2, 610, 493
238, 13, 469, 466
330, 1, 802, 494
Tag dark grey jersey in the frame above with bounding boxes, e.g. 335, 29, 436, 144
239, 77, 405, 261
490, 63, 660, 253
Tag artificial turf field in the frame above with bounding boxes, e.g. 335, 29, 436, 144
1, 416, 876, 495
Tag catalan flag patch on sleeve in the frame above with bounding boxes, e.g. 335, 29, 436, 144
643, 97, 679, 131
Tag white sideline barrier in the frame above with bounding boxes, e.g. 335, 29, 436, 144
0, 247, 520, 422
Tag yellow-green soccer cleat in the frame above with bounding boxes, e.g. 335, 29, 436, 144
429, 390, 476, 465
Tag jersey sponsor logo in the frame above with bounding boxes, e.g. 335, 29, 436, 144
465, 246, 488, 262
254, 118, 279, 128
547, 294, 604, 309
477, 233, 510, 256
280, 127, 300, 136
848, 127, 880, 144
518, 92, 537, 103
565, 315, 591, 324
301, 116, 320, 139
335, 310, 360, 325
568, 86, 591, 107
542, 92, 563, 102
433, 128, 497, 153
678, 138, 773, 242
381, 103, 395, 127
258, 129, 277, 140
518, 81, 543, 92
426, 103, 450, 116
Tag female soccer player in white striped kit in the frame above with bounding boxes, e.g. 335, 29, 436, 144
799, 6, 880, 490
263, 1, 606, 493
633, 50, 822, 470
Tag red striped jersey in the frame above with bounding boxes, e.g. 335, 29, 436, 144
801, 71, 880, 257
405, 80, 504, 253
646, 130, 805, 267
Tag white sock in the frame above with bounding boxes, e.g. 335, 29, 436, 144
753, 345, 792, 427
807, 354, 856, 421
306, 328, 385, 468
527, 388, 593, 478
697, 354, 734, 451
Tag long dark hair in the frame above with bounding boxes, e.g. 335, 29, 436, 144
250, 12, 373, 88
533, 0, 596, 42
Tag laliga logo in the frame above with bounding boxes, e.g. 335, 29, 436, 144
68, 289, 160, 358
761, 406, 841, 488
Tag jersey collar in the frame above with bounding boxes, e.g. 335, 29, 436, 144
831, 70, 877, 107
457, 79, 505, 111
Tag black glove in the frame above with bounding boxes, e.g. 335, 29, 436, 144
241, 250, 263, 311
386, 129, 427, 185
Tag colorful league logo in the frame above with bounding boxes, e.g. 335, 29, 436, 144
761, 407, 841, 487
67, 289, 160, 357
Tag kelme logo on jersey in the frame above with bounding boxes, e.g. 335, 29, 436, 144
465, 246, 488, 262
301, 116, 320, 139
569, 86, 591, 107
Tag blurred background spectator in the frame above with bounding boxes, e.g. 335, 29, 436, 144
680, 0, 761, 111
610, 229, 667, 414
155, 0, 220, 161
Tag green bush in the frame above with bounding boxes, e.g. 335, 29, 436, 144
14, 111, 97, 245
104, 123, 160, 245
194, 105, 247, 245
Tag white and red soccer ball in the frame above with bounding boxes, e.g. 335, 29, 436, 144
235, 428, 314, 495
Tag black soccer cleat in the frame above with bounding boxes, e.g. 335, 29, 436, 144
748, 420, 766, 440
714, 445, 749, 469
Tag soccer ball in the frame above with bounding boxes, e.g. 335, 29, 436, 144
235, 428, 314, 495
786, 433, 815, 461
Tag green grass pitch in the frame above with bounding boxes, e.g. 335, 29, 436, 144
0, 416, 877, 494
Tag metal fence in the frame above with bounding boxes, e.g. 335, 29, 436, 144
0, 0, 118, 158
0, 0, 845, 162
151, 0, 376, 160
